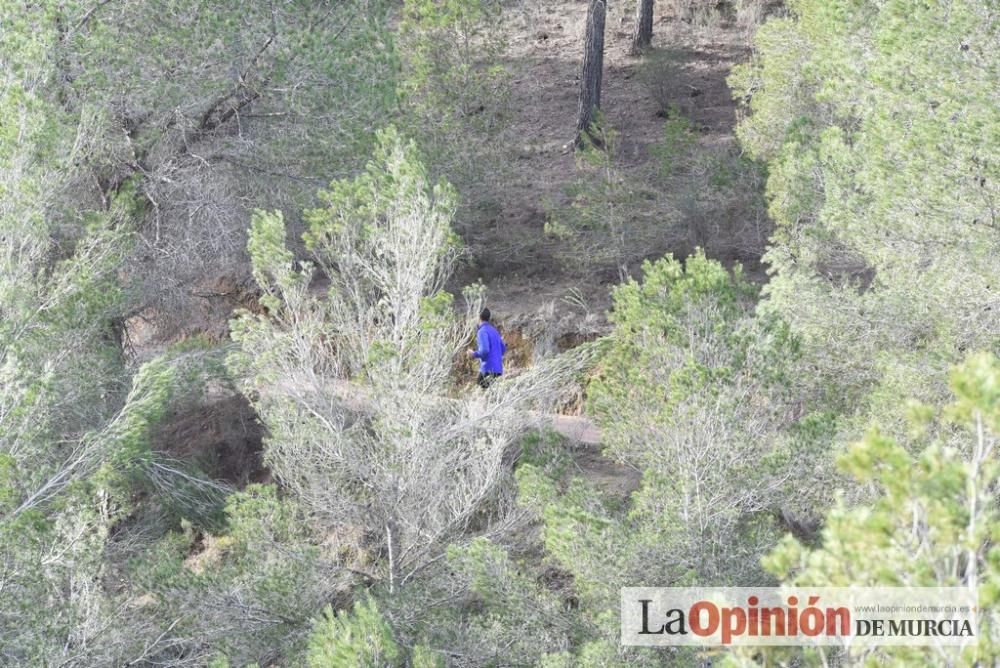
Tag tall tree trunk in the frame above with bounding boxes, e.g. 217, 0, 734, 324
629, 0, 654, 56
575, 0, 606, 148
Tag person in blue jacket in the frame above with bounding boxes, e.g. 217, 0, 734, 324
467, 307, 506, 388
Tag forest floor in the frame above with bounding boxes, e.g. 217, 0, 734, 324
151, 0, 758, 493
450, 0, 759, 494
457, 0, 756, 326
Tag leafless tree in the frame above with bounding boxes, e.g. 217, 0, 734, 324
232, 132, 597, 596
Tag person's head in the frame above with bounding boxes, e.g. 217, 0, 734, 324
479, 307, 491, 323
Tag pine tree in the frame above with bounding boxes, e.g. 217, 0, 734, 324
230, 128, 591, 599
576, 0, 607, 147
629, 0, 654, 56
727, 353, 1000, 666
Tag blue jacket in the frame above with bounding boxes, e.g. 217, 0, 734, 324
474, 322, 506, 374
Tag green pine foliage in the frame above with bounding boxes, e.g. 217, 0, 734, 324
0, 41, 217, 660
398, 0, 511, 222
1, 0, 400, 328
729, 0, 1000, 441
131, 484, 338, 665
307, 595, 447, 667
727, 353, 1000, 666
511, 253, 802, 665
307, 598, 402, 667
2, 0, 998, 664
589, 251, 801, 581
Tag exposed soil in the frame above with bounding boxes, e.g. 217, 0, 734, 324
128, 1, 756, 350
455, 0, 755, 323
570, 443, 642, 499
142, 0, 759, 496
150, 389, 266, 485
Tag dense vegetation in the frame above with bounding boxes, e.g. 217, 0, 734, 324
1, 0, 997, 666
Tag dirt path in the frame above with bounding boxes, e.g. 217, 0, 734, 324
549, 412, 601, 444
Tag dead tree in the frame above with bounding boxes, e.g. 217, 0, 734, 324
575, 0, 607, 148
629, 0, 654, 55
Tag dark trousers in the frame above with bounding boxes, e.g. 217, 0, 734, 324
477, 371, 501, 389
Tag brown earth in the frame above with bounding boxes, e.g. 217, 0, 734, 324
129, 1, 757, 352
455, 0, 757, 324
145, 0, 761, 494
151, 389, 266, 485
456, 0, 760, 489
